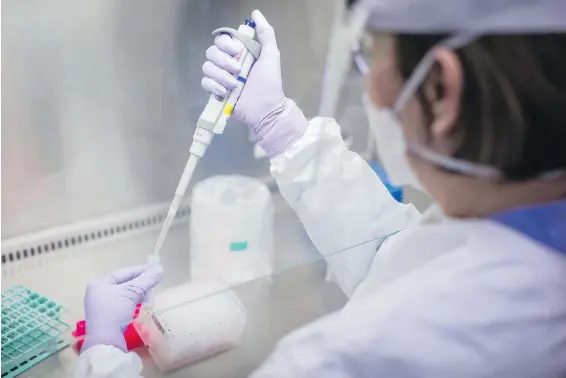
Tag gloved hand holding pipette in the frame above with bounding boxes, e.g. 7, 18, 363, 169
202, 9, 309, 158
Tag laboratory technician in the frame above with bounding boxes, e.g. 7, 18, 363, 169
76, 1, 566, 377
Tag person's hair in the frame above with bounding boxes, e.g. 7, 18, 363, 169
395, 33, 566, 180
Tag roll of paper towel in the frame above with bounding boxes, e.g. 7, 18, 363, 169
190, 175, 274, 285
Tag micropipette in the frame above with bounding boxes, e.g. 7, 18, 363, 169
153, 18, 262, 258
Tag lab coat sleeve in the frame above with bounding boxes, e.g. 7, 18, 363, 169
271, 117, 421, 297
74, 345, 143, 378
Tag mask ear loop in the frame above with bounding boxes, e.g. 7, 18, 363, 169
393, 33, 477, 115
390, 33, 505, 180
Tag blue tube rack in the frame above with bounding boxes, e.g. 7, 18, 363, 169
1, 286, 70, 378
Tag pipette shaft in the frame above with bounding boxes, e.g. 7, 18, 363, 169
152, 19, 259, 258
153, 154, 200, 257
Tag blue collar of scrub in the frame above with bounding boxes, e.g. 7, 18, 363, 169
490, 199, 566, 254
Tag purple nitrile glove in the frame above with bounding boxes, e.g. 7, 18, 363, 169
201, 9, 309, 158
81, 264, 163, 353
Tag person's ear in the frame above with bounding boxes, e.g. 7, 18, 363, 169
425, 47, 463, 139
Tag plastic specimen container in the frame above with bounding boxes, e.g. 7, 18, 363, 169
1, 286, 70, 378
134, 282, 247, 372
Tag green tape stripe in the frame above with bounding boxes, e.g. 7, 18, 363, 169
229, 241, 248, 251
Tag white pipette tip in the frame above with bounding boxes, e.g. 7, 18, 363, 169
147, 253, 161, 266
153, 194, 184, 258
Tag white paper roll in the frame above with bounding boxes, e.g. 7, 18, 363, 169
190, 175, 274, 286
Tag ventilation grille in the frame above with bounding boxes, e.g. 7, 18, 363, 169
1, 203, 191, 265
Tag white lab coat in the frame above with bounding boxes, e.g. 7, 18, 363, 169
75, 118, 566, 378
